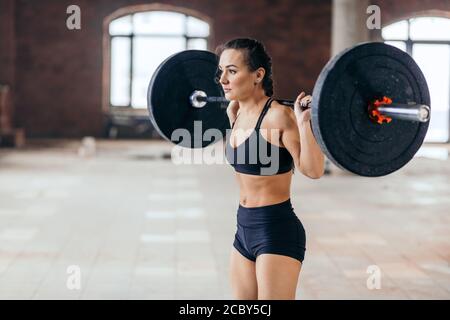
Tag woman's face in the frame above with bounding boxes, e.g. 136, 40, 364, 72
218, 49, 263, 101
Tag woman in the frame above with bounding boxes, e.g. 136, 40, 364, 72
216, 38, 325, 300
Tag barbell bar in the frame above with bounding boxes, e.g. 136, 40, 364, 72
189, 90, 430, 123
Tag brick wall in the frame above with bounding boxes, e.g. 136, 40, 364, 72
0, 0, 15, 90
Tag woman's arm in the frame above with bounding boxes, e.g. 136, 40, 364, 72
281, 93, 325, 179
294, 92, 324, 178
296, 118, 325, 178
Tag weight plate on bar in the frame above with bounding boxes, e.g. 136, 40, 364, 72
148, 50, 229, 148
311, 42, 430, 177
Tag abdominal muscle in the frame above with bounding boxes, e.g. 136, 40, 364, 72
235, 170, 292, 208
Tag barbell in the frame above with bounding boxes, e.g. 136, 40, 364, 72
147, 42, 431, 177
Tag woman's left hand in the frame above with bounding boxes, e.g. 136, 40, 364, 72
294, 92, 312, 123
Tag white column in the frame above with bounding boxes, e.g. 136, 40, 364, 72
331, 0, 370, 56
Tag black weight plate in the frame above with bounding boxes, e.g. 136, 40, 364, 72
311, 42, 430, 177
148, 50, 229, 148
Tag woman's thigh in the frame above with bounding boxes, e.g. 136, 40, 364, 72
229, 247, 258, 300
255, 253, 302, 300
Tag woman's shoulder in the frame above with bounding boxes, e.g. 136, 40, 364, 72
265, 100, 297, 129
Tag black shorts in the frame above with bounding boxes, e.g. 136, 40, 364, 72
233, 199, 306, 263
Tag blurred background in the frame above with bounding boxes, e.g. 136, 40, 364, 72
0, 0, 449, 300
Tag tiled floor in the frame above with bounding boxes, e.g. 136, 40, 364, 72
0, 139, 449, 300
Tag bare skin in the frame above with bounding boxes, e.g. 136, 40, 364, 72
219, 48, 325, 300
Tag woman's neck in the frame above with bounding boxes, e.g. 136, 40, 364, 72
238, 91, 270, 115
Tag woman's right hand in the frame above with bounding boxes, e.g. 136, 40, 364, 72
294, 91, 312, 123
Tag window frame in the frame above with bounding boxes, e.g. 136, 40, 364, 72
382, 17, 450, 143
109, 13, 209, 109
102, 4, 213, 120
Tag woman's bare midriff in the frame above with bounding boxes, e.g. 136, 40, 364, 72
235, 170, 292, 208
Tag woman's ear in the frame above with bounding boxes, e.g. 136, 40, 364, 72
256, 67, 266, 83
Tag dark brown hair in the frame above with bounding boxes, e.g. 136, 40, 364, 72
215, 38, 274, 97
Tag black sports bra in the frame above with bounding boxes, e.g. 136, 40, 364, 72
225, 98, 294, 176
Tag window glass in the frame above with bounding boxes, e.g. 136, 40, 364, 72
385, 41, 407, 52
109, 15, 132, 36
110, 37, 131, 106
132, 37, 186, 108
187, 16, 210, 37
382, 20, 408, 40
187, 38, 208, 50
413, 43, 450, 142
410, 17, 450, 41
133, 11, 185, 35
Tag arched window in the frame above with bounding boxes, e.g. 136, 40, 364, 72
108, 11, 210, 109
382, 17, 450, 143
